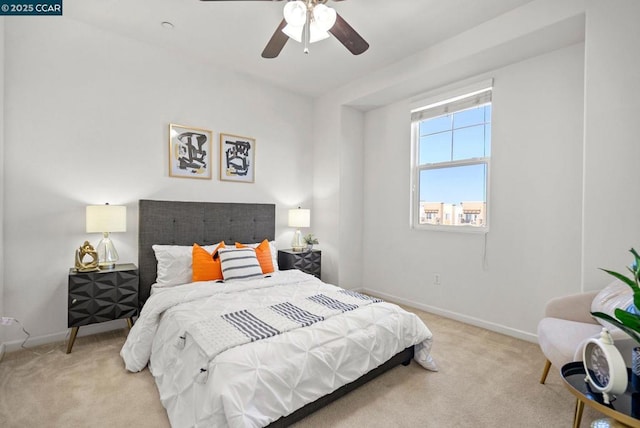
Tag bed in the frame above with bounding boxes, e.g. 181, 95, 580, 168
121, 199, 436, 427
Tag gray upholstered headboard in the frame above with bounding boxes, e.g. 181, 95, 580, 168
138, 199, 276, 308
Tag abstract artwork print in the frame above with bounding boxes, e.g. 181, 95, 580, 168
169, 124, 213, 179
220, 133, 255, 183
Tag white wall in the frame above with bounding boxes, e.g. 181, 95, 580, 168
312, 0, 589, 341
312, 0, 586, 290
582, 0, 640, 290
313, 0, 640, 342
312, 99, 341, 285
361, 44, 584, 340
311, 103, 364, 289
2, 16, 313, 346
338, 107, 364, 289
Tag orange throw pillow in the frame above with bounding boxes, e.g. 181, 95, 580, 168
235, 239, 274, 274
192, 242, 225, 282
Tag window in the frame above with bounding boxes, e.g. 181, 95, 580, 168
411, 84, 492, 231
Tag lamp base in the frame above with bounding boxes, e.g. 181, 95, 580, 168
96, 232, 119, 270
291, 229, 305, 252
98, 262, 116, 270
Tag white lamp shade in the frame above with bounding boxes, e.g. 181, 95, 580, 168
313, 4, 336, 32
288, 208, 310, 228
282, 2, 335, 45
283, 0, 307, 26
308, 22, 330, 43
86, 205, 127, 233
282, 23, 303, 43
283, 22, 329, 43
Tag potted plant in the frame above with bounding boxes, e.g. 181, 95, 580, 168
591, 248, 640, 343
303, 233, 319, 251
591, 248, 640, 390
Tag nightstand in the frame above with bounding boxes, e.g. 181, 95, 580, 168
67, 263, 139, 353
278, 249, 321, 279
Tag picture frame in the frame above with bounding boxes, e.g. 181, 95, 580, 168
168, 124, 213, 179
219, 133, 255, 183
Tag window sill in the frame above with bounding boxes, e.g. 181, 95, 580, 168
412, 224, 489, 234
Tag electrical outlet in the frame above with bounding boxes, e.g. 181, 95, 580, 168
433, 274, 441, 285
0, 317, 15, 326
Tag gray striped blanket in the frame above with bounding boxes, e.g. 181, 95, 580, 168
185, 289, 382, 360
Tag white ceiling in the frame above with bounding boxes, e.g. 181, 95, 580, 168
64, 0, 535, 98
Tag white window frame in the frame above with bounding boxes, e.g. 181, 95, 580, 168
410, 80, 493, 233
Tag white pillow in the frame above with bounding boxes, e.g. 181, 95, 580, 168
152, 243, 220, 287
218, 247, 264, 282
238, 240, 279, 271
591, 280, 635, 328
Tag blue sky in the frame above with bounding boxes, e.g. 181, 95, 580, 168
420, 164, 487, 203
418, 105, 490, 203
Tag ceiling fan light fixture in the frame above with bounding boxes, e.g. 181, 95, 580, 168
259, 0, 368, 58
282, 23, 303, 43
283, 22, 328, 44
312, 4, 336, 32
308, 22, 330, 43
283, 1, 307, 26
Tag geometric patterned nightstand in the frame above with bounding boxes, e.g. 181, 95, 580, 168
277, 249, 321, 279
67, 263, 138, 353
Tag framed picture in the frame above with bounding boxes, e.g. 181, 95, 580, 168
220, 133, 255, 183
169, 124, 213, 179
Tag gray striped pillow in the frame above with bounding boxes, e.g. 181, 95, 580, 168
218, 247, 264, 281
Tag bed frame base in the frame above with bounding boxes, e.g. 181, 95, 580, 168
268, 346, 415, 427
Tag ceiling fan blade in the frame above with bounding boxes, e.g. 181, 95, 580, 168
329, 13, 369, 55
262, 19, 289, 59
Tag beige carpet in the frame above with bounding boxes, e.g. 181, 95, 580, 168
0, 307, 602, 427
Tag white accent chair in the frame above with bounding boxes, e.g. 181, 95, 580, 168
537, 284, 636, 384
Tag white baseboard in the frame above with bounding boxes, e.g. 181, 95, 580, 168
1, 318, 129, 353
361, 288, 538, 344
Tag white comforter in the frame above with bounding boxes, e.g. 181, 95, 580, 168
121, 270, 436, 428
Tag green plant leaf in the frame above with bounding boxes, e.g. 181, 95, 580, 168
591, 311, 640, 344
634, 293, 640, 313
615, 308, 640, 330
600, 268, 640, 292
631, 247, 640, 282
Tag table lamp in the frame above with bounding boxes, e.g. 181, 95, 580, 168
86, 203, 127, 269
288, 207, 310, 252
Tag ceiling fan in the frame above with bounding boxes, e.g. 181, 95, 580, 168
199, 0, 369, 58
